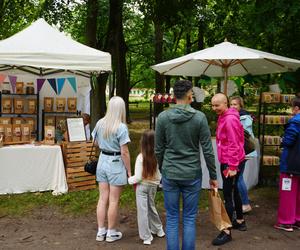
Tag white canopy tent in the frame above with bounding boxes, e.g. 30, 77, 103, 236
0, 18, 111, 77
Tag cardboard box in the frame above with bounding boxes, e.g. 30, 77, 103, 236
4, 124, 12, 143
14, 98, 25, 113
16, 82, 24, 94
44, 125, 55, 144
21, 124, 31, 142
0, 117, 11, 125
45, 116, 55, 126
12, 124, 22, 142
27, 98, 37, 113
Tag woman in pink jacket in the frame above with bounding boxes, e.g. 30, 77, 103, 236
211, 93, 246, 246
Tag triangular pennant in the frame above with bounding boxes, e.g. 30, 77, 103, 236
37, 78, 46, 92
48, 78, 57, 94
8, 75, 17, 93
57, 78, 65, 95
0, 74, 6, 85
67, 77, 77, 93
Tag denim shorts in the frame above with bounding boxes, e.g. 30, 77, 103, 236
96, 154, 127, 186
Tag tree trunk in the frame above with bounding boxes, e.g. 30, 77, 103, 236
154, 20, 164, 114
86, 0, 107, 128
106, 0, 130, 121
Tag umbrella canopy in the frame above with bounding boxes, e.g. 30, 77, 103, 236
151, 41, 300, 95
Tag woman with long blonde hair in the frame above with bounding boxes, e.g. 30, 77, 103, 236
92, 96, 131, 243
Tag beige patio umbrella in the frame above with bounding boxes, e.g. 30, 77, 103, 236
151, 41, 300, 95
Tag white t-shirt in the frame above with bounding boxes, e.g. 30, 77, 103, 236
128, 153, 161, 186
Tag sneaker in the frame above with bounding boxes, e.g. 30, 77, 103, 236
292, 221, 300, 229
242, 205, 252, 214
96, 232, 106, 242
274, 223, 293, 232
143, 235, 153, 245
106, 231, 123, 242
232, 220, 247, 231
151, 228, 165, 237
212, 230, 232, 246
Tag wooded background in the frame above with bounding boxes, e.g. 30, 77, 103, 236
1, 0, 300, 125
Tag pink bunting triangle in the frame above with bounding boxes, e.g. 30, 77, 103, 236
0, 74, 6, 85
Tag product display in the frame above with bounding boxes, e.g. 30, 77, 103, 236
44, 125, 55, 144
27, 99, 37, 113
16, 82, 24, 94
14, 98, 25, 113
44, 97, 54, 112
45, 116, 55, 126
2, 97, 12, 113
12, 124, 22, 142
67, 97, 77, 112
0, 117, 11, 125
261, 92, 281, 103
21, 124, 31, 142
26, 82, 35, 94
56, 98, 66, 112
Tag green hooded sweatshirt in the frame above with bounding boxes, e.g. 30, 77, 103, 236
155, 104, 217, 180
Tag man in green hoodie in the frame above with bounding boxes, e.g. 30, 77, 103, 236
155, 80, 218, 250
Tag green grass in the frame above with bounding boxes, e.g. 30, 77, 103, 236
0, 106, 278, 218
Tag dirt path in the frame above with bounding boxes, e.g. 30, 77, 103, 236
1, 192, 299, 250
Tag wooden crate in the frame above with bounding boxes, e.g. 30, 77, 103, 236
62, 141, 98, 192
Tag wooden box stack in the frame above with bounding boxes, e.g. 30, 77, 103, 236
62, 141, 97, 192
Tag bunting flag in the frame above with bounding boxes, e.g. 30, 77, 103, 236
37, 78, 46, 92
48, 78, 57, 94
57, 78, 65, 95
67, 77, 77, 93
8, 75, 17, 93
0, 74, 6, 85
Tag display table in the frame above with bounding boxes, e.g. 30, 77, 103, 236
201, 138, 260, 189
0, 145, 68, 195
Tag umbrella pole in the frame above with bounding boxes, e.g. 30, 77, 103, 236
224, 67, 228, 96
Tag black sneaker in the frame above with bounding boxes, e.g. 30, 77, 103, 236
232, 220, 247, 231
212, 230, 232, 246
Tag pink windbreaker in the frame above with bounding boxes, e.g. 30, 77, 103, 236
216, 108, 245, 172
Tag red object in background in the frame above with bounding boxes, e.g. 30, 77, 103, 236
153, 94, 158, 103
133, 183, 137, 192
167, 94, 172, 103
160, 94, 166, 103
172, 96, 177, 103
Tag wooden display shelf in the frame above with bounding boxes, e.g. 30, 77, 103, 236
62, 141, 98, 192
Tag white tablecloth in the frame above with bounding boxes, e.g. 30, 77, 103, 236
0, 145, 68, 195
201, 138, 260, 189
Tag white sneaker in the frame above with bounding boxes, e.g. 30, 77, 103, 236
143, 235, 153, 245
152, 229, 165, 237
157, 229, 165, 237
96, 232, 106, 242
106, 231, 122, 242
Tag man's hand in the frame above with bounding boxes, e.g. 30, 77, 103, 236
209, 179, 218, 189
227, 170, 237, 177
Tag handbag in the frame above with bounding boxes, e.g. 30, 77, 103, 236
84, 133, 98, 175
244, 129, 256, 155
208, 189, 232, 231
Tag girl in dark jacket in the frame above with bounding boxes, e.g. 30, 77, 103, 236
274, 96, 300, 232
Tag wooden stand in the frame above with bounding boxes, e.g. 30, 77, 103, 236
62, 141, 98, 192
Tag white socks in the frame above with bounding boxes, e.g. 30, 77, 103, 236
98, 227, 106, 235
107, 229, 116, 236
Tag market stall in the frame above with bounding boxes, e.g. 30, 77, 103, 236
0, 19, 111, 194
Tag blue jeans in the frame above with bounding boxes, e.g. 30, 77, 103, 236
237, 161, 250, 205
162, 177, 202, 250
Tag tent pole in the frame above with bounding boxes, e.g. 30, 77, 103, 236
224, 67, 228, 96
